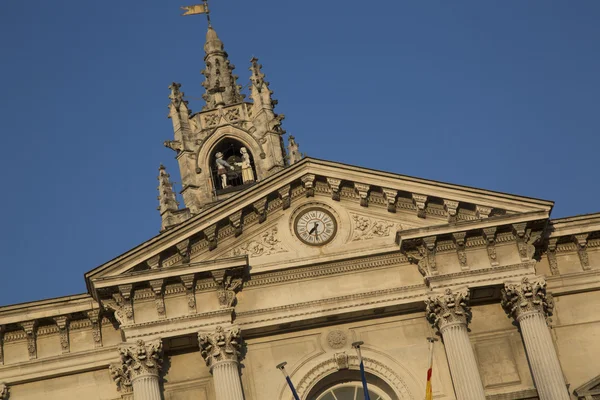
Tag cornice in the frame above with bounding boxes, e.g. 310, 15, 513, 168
0, 294, 98, 326
546, 269, 600, 296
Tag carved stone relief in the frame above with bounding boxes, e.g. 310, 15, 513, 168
326, 330, 348, 349
229, 227, 288, 258
350, 213, 398, 241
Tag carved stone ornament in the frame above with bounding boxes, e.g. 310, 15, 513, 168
425, 288, 472, 331
181, 274, 197, 313
482, 227, 499, 266
0, 383, 8, 400
278, 184, 291, 209
382, 188, 398, 213
230, 227, 287, 258
351, 214, 397, 241
117, 339, 163, 379
87, 310, 103, 348
452, 232, 468, 270
354, 183, 370, 207
109, 362, 133, 393
20, 321, 37, 360
198, 326, 242, 369
54, 315, 70, 354
547, 238, 559, 276
334, 352, 349, 370
444, 199, 459, 222
412, 194, 427, 218
326, 330, 348, 349
212, 269, 245, 308
301, 174, 316, 197
327, 178, 342, 201
501, 276, 554, 323
574, 234, 591, 270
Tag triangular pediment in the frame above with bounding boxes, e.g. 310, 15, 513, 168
85, 157, 553, 293
574, 374, 600, 397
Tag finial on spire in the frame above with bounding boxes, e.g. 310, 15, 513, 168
157, 165, 179, 215
287, 136, 302, 165
168, 82, 190, 114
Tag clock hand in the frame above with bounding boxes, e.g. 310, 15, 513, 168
309, 223, 319, 235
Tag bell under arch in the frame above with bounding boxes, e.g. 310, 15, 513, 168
209, 137, 258, 194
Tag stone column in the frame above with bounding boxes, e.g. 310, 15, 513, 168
198, 326, 244, 400
110, 339, 163, 400
501, 277, 569, 400
425, 288, 486, 400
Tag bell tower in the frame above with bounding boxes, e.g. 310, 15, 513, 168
160, 16, 297, 230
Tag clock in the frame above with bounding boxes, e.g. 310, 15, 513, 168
294, 207, 337, 246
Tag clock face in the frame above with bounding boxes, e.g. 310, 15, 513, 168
294, 207, 337, 246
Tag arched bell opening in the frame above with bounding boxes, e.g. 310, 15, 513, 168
210, 138, 258, 194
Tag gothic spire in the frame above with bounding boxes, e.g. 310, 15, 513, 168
157, 164, 184, 231
200, 27, 245, 110
249, 57, 278, 110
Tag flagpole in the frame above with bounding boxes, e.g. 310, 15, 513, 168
352, 341, 370, 400
425, 337, 438, 400
276, 362, 301, 400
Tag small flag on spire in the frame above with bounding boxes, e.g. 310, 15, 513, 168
181, 4, 208, 16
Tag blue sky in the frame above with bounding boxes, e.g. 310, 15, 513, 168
0, 1, 599, 305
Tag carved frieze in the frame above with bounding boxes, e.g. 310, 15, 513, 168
117, 339, 163, 379
350, 214, 397, 241
198, 326, 242, 369
87, 310, 103, 348
547, 238, 559, 275
181, 274, 197, 313
501, 276, 554, 322
412, 194, 427, 218
425, 288, 472, 331
573, 234, 591, 270
444, 199, 459, 222
19, 321, 37, 360
230, 227, 287, 258
326, 178, 341, 201
54, 315, 70, 354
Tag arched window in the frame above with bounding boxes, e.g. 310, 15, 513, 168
210, 138, 257, 193
315, 382, 391, 400
306, 370, 398, 400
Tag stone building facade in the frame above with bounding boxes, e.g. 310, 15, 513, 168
1, 24, 599, 400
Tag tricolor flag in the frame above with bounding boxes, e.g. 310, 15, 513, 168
425, 337, 437, 400
181, 4, 209, 16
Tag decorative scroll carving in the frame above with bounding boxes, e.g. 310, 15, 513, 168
149, 279, 166, 319
512, 223, 531, 261
0, 383, 8, 399
425, 288, 472, 331
117, 339, 163, 380
301, 174, 316, 197
181, 274, 197, 313
444, 199, 459, 222
423, 236, 438, 276
326, 178, 342, 201
278, 184, 291, 209
20, 321, 37, 359
253, 197, 268, 223
354, 183, 370, 207
54, 315, 70, 354
412, 194, 427, 218
334, 352, 349, 370
198, 326, 243, 369
452, 232, 468, 270
109, 362, 133, 394
406, 246, 429, 277
146, 254, 161, 270
351, 214, 396, 241
482, 227, 499, 266
230, 227, 287, 258
476, 205, 492, 219
203, 225, 217, 251
87, 310, 103, 348
573, 234, 590, 270
547, 238, 559, 275
382, 188, 398, 213
176, 239, 191, 263
212, 268, 246, 308
501, 276, 554, 322
103, 289, 134, 326
229, 210, 243, 237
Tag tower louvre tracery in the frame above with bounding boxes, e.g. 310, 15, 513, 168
161, 24, 297, 230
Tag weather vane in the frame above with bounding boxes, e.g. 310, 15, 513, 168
181, 0, 212, 26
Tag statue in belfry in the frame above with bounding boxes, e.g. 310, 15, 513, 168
215, 152, 234, 188
236, 147, 255, 184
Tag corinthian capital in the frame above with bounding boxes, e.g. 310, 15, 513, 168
425, 288, 472, 331
198, 326, 242, 369
117, 339, 163, 380
109, 362, 133, 394
501, 276, 554, 322
0, 383, 8, 400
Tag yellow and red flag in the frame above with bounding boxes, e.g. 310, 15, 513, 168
425, 337, 436, 400
181, 4, 208, 16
